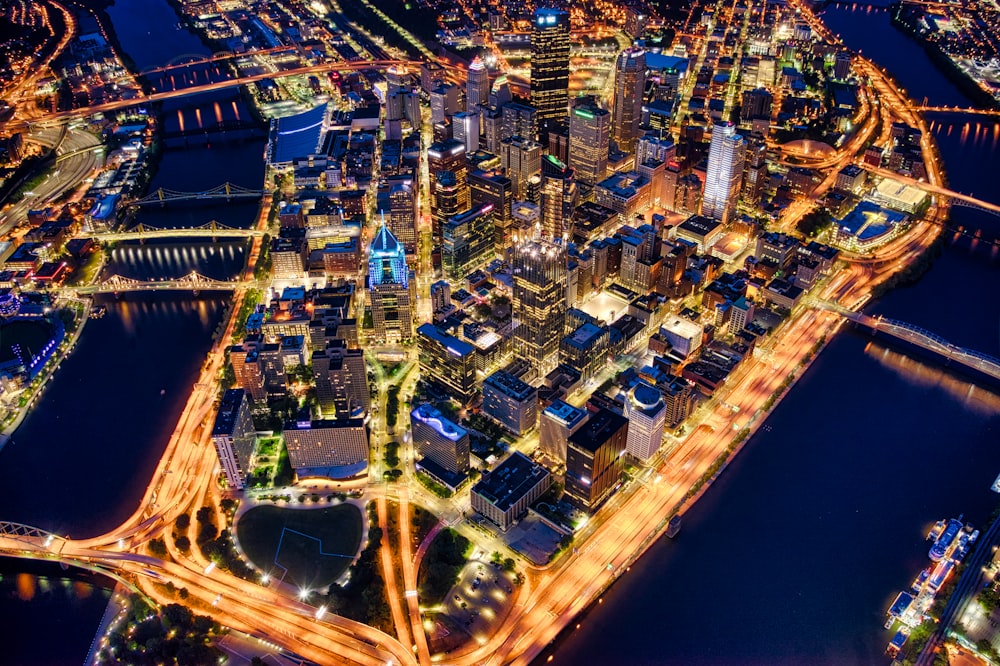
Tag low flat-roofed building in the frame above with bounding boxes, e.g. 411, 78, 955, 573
872, 177, 927, 213
282, 418, 369, 479
660, 316, 704, 359
471, 451, 551, 530
674, 214, 724, 251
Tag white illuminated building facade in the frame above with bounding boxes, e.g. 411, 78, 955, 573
702, 121, 746, 225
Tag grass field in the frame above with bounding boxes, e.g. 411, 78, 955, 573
236, 504, 364, 590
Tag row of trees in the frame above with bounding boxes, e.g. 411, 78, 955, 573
97, 595, 223, 665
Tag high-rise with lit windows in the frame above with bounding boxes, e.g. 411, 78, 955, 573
512, 238, 567, 377
368, 224, 415, 343
612, 48, 647, 153
530, 8, 571, 123
702, 121, 746, 225
568, 97, 610, 185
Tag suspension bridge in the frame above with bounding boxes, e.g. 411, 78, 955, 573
58, 271, 254, 295
126, 183, 265, 207
82, 220, 266, 242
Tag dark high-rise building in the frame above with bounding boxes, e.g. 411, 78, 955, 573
428, 140, 469, 241
512, 238, 568, 377
740, 88, 773, 123
540, 155, 578, 241
501, 136, 542, 202
416, 323, 477, 403
568, 97, 610, 185
432, 170, 467, 243
388, 180, 417, 254
469, 168, 513, 252
530, 7, 571, 124
565, 407, 628, 512
443, 203, 496, 278
742, 134, 768, 206
211, 389, 256, 490
502, 102, 539, 143
612, 48, 647, 153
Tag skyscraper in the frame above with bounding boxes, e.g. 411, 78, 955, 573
469, 168, 513, 252
624, 381, 667, 461
540, 155, 578, 241
442, 203, 496, 278
702, 121, 746, 225
501, 102, 539, 143
512, 237, 567, 377
568, 97, 610, 185
211, 389, 256, 490
501, 136, 542, 202
368, 224, 415, 343
612, 47, 647, 153
466, 56, 490, 114
388, 181, 417, 254
530, 7, 571, 124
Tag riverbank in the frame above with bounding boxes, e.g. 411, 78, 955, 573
889, 3, 1000, 110
0, 299, 91, 452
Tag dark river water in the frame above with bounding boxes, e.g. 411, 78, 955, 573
0, 1, 265, 663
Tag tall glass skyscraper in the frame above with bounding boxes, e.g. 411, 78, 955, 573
612, 48, 646, 153
702, 121, 746, 225
568, 96, 610, 185
368, 224, 415, 343
512, 238, 567, 377
466, 56, 490, 114
530, 8, 571, 123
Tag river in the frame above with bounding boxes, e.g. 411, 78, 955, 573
544, 4, 1000, 666
0, 0, 265, 663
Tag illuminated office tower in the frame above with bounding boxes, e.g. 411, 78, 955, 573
501, 102, 539, 142
211, 388, 256, 489
512, 237, 567, 377
530, 7, 571, 123
568, 97, 610, 185
443, 203, 496, 278
428, 139, 469, 239
469, 168, 513, 252
388, 181, 417, 254
368, 224, 415, 343
466, 56, 490, 114
432, 171, 466, 243
501, 136, 542, 202
702, 121, 746, 225
453, 111, 480, 153
540, 155, 578, 241
612, 47, 647, 153
624, 381, 666, 462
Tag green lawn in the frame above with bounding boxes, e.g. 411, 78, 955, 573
236, 504, 364, 590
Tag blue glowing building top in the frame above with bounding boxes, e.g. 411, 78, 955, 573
368, 222, 409, 287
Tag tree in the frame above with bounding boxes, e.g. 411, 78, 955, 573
176, 513, 190, 530
175, 536, 191, 553
149, 538, 167, 558
196, 506, 215, 525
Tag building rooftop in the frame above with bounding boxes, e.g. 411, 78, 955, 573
472, 451, 549, 512
212, 389, 247, 437
411, 403, 468, 441
484, 370, 536, 401
542, 399, 588, 428
418, 323, 475, 357
569, 407, 628, 453
678, 214, 723, 237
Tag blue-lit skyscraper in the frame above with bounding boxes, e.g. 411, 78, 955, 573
368, 223, 415, 343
